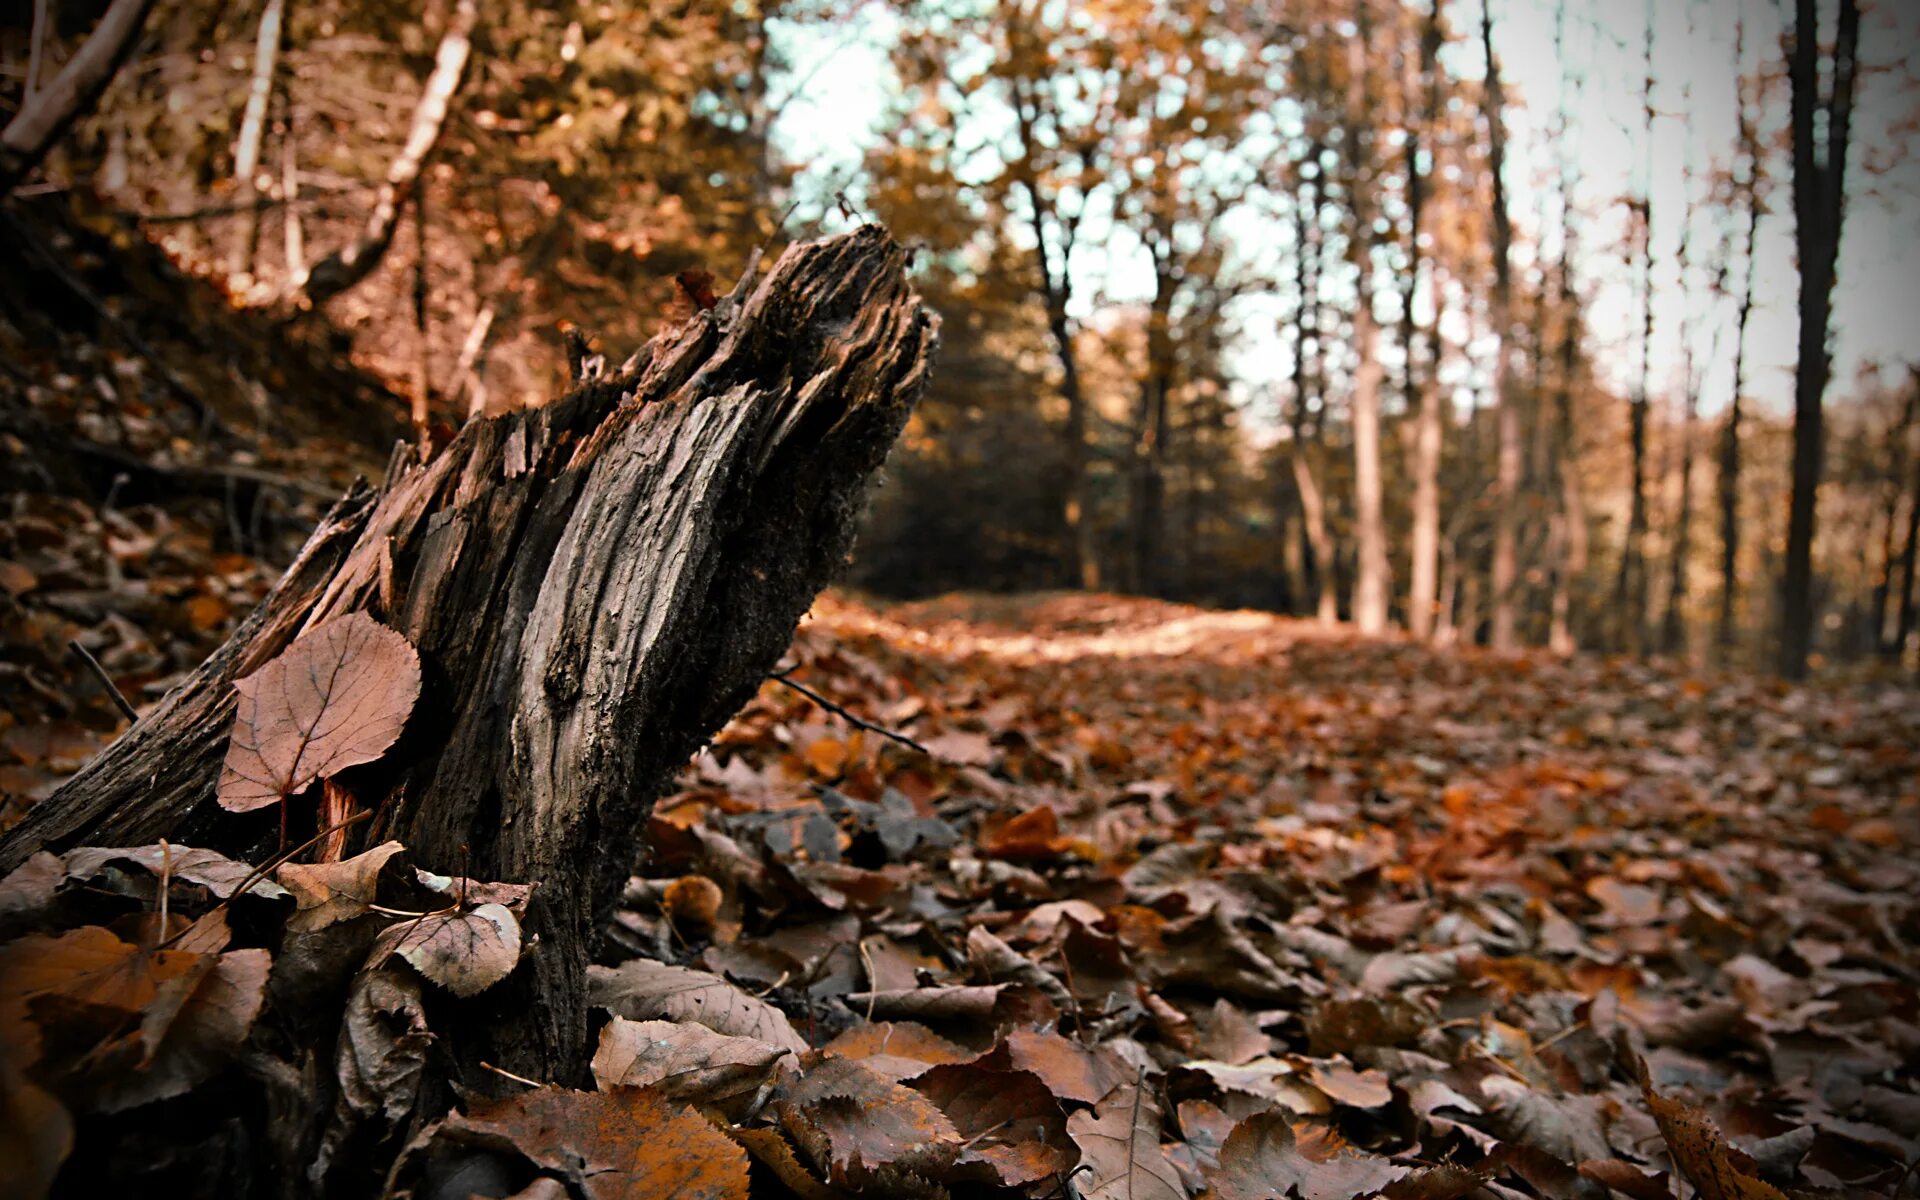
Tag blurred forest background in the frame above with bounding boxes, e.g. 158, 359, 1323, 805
4, 0, 1918, 679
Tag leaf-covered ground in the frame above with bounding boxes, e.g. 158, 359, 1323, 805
603, 591, 1920, 1197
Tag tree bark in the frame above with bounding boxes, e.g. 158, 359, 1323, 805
1779, 0, 1861, 678
0, 0, 159, 195
0, 226, 935, 1087
1482, 0, 1520, 652
295, 0, 475, 306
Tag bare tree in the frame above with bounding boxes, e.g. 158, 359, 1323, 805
1613, 0, 1656, 654
1405, 0, 1446, 641
1718, 10, 1768, 660
1778, 0, 1862, 677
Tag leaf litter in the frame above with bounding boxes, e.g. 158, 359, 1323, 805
0, 590, 1915, 1197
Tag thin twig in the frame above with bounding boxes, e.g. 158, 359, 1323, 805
479, 1061, 544, 1089
769, 668, 930, 757
68, 639, 137, 721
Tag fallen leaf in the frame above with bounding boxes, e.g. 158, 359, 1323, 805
589, 961, 807, 1054
1638, 1061, 1787, 1200
1204, 1113, 1408, 1200
371, 903, 520, 997
774, 1051, 961, 1181
65, 843, 289, 900
1066, 1083, 1185, 1200
0, 1051, 70, 1200
456, 1085, 749, 1199
591, 1017, 791, 1116
218, 612, 421, 813
276, 841, 406, 932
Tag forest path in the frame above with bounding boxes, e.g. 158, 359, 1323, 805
618, 589, 1920, 1192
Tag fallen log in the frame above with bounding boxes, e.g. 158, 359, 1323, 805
0, 224, 936, 1087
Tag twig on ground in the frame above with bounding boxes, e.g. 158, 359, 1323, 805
769, 667, 931, 757
68, 638, 137, 721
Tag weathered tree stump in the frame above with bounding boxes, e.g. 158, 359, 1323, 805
0, 225, 935, 1085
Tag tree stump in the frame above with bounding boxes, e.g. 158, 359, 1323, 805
0, 225, 935, 1085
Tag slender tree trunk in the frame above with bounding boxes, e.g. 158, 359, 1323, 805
1660, 68, 1703, 658
0, 228, 934, 1092
1482, 0, 1519, 650
1406, 0, 1444, 641
1718, 15, 1763, 660
296, 0, 475, 306
1894, 370, 1920, 665
0, 0, 159, 194
1130, 250, 1175, 595
1289, 167, 1334, 622
1613, 1, 1657, 655
1346, 0, 1389, 635
1547, 0, 1585, 656
1779, 0, 1862, 678
229, 0, 287, 279
1351, 303, 1389, 634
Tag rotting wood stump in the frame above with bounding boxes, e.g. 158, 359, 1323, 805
0, 224, 936, 1085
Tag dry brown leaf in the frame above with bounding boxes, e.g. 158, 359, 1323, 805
276, 841, 406, 932
1638, 1062, 1787, 1200
90, 946, 271, 1112
458, 1085, 749, 1200
0, 1051, 71, 1200
774, 1051, 961, 1182
64, 843, 290, 900
591, 1017, 792, 1116
996, 1028, 1131, 1107
727, 1127, 840, 1200
1204, 1113, 1408, 1200
1066, 1083, 1185, 1200
218, 612, 421, 812
820, 1020, 972, 1081
912, 1062, 1072, 1186
0, 852, 65, 925
588, 961, 808, 1054
370, 903, 520, 997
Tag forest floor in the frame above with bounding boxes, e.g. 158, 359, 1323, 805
602, 588, 1920, 1196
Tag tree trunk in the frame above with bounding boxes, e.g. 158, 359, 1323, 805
0, 0, 159, 194
228, 0, 287, 281
1615, 0, 1655, 656
1404, 0, 1443, 641
1894, 371, 1920, 666
0, 226, 934, 1089
1345, 0, 1389, 636
1719, 24, 1763, 662
296, 0, 475, 306
1547, 0, 1585, 657
1351, 303, 1389, 634
1780, 0, 1861, 678
1482, 0, 1519, 652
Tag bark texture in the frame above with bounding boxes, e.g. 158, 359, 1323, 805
0, 225, 936, 1083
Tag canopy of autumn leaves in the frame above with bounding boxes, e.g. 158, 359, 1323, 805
4, 590, 1915, 1197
